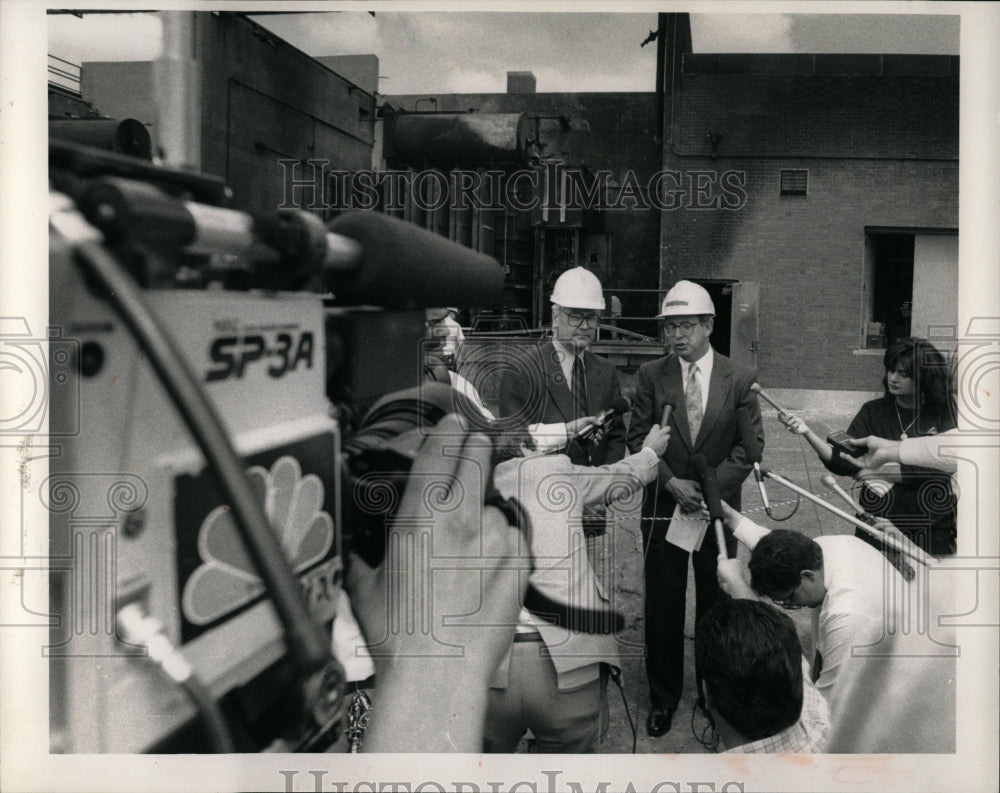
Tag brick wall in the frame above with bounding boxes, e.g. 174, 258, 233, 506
662, 55, 958, 390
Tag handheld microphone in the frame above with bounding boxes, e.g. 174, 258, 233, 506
691, 454, 728, 558
737, 406, 771, 517
575, 396, 631, 443
660, 402, 674, 427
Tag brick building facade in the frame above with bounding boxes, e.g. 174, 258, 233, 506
661, 41, 959, 388
55, 12, 959, 390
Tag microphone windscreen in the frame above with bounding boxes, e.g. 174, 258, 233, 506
325, 212, 504, 308
690, 452, 708, 479
703, 467, 725, 522
610, 396, 631, 415
690, 454, 724, 521
737, 406, 763, 464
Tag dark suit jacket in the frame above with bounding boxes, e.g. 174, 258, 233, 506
626, 350, 762, 519
498, 340, 625, 466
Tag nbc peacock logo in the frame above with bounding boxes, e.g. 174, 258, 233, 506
181, 455, 335, 627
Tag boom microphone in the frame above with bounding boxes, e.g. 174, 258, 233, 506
575, 396, 631, 442
749, 382, 790, 418
820, 474, 917, 581
325, 212, 505, 308
821, 473, 871, 519
764, 469, 936, 568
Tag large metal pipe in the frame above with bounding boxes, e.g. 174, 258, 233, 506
49, 118, 153, 160
389, 112, 534, 168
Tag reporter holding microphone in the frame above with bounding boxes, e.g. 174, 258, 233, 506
778, 337, 956, 556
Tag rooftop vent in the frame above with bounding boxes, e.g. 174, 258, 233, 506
507, 71, 536, 94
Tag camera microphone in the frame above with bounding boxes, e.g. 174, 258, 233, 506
325, 212, 504, 309
574, 396, 631, 443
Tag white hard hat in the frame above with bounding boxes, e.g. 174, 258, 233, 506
550, 267, 605, 310
657, 280, 715, 318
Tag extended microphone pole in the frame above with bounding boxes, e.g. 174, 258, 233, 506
762, 469, 937, 567
820, 473, 878, 524
749, 382, 791, 418
754, 463, 772, 517
820, 474, 919, 581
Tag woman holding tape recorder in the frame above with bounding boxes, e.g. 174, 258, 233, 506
781, 337, 957, 555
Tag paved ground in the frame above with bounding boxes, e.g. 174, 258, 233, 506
557, 389, 878, 754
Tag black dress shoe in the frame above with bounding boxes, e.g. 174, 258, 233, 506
646, 706, 675, 737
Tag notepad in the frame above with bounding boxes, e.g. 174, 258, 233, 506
665, 504, 710, 552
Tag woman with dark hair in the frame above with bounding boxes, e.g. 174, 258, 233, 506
781, 337, 957, 555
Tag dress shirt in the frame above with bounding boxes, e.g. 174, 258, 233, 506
724, 662, 831, 753
552, 339, 583, 390
679, 347, 713, 416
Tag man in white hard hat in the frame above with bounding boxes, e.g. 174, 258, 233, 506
498, 267, 627, 502
626, 279, 764, 738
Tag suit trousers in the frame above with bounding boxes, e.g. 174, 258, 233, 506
641, 515, 737, 710
483, 641, 605, 753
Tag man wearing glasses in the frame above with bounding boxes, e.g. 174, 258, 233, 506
498, 266, 627, 502
626, 280, 763, 738
714, 503, 956, 754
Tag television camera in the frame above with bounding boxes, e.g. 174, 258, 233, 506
46, 138, 504, 753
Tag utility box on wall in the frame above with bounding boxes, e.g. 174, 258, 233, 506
866, 321, 887, 349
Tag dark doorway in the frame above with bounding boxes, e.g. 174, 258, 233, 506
691, 279, 734, 357
867, 232, 915, 347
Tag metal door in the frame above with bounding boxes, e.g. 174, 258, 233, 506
730, 281, 759, 369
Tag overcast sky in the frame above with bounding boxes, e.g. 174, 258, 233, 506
47, 10, 959, 94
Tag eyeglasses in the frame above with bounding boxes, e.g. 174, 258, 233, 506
769, 587, 802, 610
560, 311, 601, 329
663, 321, 701, 336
